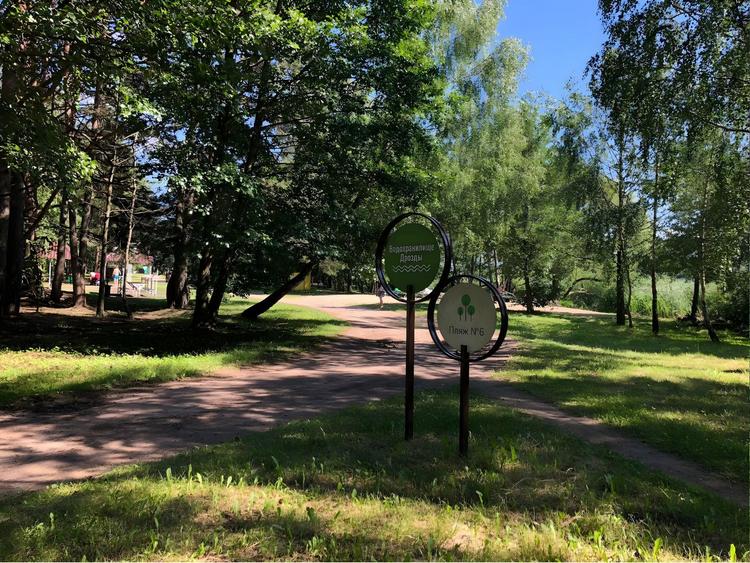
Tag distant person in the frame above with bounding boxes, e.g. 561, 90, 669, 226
112, 267, 121, 290
373, 280, 385, 309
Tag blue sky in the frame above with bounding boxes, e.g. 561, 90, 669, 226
497, 0, 606, 101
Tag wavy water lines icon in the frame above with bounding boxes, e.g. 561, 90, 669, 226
392, 263, 432, 273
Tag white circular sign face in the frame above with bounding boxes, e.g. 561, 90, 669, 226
437, 282, 497, 353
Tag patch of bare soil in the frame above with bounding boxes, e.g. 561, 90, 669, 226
441, 524, 486, 553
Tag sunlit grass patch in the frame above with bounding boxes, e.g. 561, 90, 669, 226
0, 299, 347, 408
499, 313, 749, 481
0, 391, 745, 561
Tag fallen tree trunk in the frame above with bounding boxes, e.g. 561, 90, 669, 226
561, 277, 602, 300
241, 262, 315, 320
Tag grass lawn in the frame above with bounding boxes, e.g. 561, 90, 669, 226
499, 314, 749, 482
0, 298, 346, 409
0, 391, 745, 561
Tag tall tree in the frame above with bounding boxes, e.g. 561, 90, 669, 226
591, 0, 750, 337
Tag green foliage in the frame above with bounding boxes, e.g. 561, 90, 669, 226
591, 0, 749, 136
709, 272, 750, 330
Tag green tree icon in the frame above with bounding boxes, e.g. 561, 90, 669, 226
461, 294, 472, 320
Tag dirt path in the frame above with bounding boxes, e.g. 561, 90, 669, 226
0, 294, 745, 507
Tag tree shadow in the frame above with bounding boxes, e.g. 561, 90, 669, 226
505, 320, 749, 481
83, 293, 169, 312
512, 313, 749, 359
1, 391, 743, 560
0, 307, 347, 358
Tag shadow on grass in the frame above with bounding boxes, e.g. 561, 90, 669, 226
0, 305, 347, 358
0, 392, 745, 560
505, 314, 749, 481
84, 293, 169, 312
511, 313, 748, 359
0, 299, 347, 407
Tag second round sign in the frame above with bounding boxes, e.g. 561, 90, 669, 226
437, 283, 497, 353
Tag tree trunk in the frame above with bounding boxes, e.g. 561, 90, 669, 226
523, 272, 534, 313
690, 276, 700, 320
93, 247, 100, 282
70, 76, 103, 309
68, 205, 83, 306
2, 171, 25, 316
0, 167, 10, 311
551, 274, 559, 301
120, 151, 138, 317
241, 262, 316, 320
191, 248, 213, 328
625, 253, 633, 328
96, 158, 116, 318
51, 42, 76, 305
50, 190, 67, 302
698, 181, 719, 342
523, 254, 534, 313
2, 54, 32, 314
615, 137, 627, 326
69, 188, 94, 308
649, 205, 659, 334
207, 250, 233, 321
650, 161, 659, 335
0, 3, 22, 317
166, 187, 193, 309
492, 249, 500, 287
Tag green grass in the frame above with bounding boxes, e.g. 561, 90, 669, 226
0, 298, 346, 408
499, 313, 749, 482
0, 391, 745, 561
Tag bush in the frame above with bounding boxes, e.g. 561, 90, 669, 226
710, 271, 749, 331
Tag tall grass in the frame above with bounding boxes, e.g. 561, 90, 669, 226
566, 276, 697, 318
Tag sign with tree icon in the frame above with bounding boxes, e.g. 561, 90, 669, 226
436, 282, 497, 353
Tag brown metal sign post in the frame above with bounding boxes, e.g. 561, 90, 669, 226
405, 285, 415, 439
427, 275, 509, 456
459, 344, 470, 456
376, 213, 451, 441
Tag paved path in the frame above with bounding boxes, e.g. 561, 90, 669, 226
0, 294, 745, 507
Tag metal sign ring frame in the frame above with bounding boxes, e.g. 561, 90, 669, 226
427, 274, 509, 362
375, 212, 452, 304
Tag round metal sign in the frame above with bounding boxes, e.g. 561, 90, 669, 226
375, 213, 452, 304
437, 282, 496, 353
427, 275, 509, 362
384, 223, 441, 293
